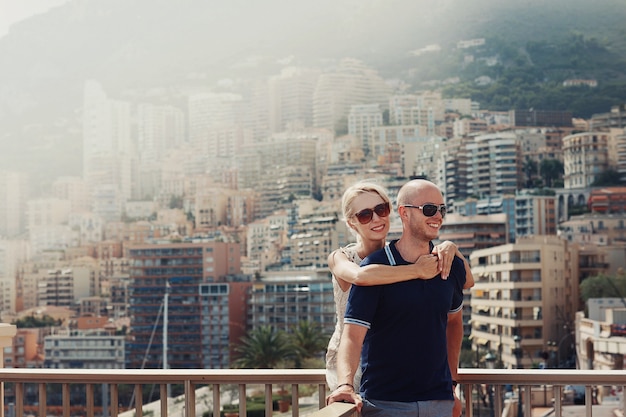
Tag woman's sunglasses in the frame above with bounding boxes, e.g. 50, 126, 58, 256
353, 202, 391, 224
402, 203, 447, 218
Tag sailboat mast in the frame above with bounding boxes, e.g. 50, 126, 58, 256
163, 281, 169, 372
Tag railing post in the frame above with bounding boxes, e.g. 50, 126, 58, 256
0, 324, 17, 417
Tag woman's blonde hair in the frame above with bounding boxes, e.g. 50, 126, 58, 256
341, 180, 392, 224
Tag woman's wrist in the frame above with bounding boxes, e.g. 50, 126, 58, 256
335, 383, 354, 391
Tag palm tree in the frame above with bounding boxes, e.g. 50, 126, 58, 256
288, 321, 328, 368
232, 325, 291, 368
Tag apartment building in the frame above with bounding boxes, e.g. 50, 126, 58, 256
38, 269, 75, 309
268, 67, 320, 133
367, 124, 426, 165
559, 212, 626, 246
246, 211, 290, 273
467, 132, 523, 197
563, 132, 611, 189
3, 328, 42, 368
348, 104, 383, 156
51, 176, 91, 214
247, 270, 335, 336
136, 102, 186, 164
438, 213, 508, 259
44, 329, 125, 369
402, 136, 447, 184
0, 239, 29, 314
188, 92, 243, 148
577, 300, 626, 372
125, 240, 243, 369
589, 104, 626, 131
312, 58, 391, 131
587, 186, 626, 214
0, 170, 29, 237
469, 236, 579, 369
509, 109, 573, 128
514, 192, 557, 239
288, 201, 349, 269
199, 281, 252, 369
441, 137, 473, 204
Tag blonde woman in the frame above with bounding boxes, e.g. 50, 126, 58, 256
325, 181, 473, 391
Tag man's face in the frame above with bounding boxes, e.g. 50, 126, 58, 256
400, 186, 445, 242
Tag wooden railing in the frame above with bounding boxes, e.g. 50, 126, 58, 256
0, 368, 328, 417
0, 368, 625, 417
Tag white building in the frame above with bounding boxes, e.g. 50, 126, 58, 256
563, 132, 611, 189
347, 104, 383, 156
0, 171, 29, 237
313, 58, 391, 131
44, 329, 125, 369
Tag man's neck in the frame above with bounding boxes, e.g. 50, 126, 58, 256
395, 236, 431, 264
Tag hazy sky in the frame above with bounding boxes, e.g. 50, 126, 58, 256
0, 0, 69, 38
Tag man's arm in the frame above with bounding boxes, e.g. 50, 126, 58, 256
326, 323, 367, 411
447, 309, 464, 417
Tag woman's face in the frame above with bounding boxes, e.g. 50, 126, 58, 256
348, 192, 390, 243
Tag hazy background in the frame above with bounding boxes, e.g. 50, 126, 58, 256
0, 0, 69, 37
1, 0, 625, 193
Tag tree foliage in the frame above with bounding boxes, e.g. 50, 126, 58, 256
539, 159, 564, 188
440, 34, 626, 118
232, 325, 292, 369
232, 322, 329, 369
13, 314, 61, 328
287, 321, 328, 368
580, 272, 626, 304
591, 168, 625, 187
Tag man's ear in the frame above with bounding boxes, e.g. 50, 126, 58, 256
397, 205, 407, 221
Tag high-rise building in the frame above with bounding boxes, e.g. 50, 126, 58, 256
0, 171, 29, 237
82, 80, 135, 212
137, 103, 186, 164
26, 198, 71, 232
188, 92, 243, 148
51, 176, 91, 214
0, 238, 29, 314
467, 132, 522, 197
347, 104, 383, 156
125, 240, 244, 369
269, 67, 320, 133
441, 137, 472, 205
313, 58, 391, 131
236, 136, 318, 219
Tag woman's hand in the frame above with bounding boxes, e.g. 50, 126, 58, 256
431, 240, 458, 279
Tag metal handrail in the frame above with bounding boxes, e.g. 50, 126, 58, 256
0, 368, 625, 417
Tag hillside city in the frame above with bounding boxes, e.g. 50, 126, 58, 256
1, 44, 626, 386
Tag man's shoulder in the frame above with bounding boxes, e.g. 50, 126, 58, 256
361, 240, 397, 266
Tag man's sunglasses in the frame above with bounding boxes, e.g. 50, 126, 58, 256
402, 204, 447, 218
353, 202, 391, 224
